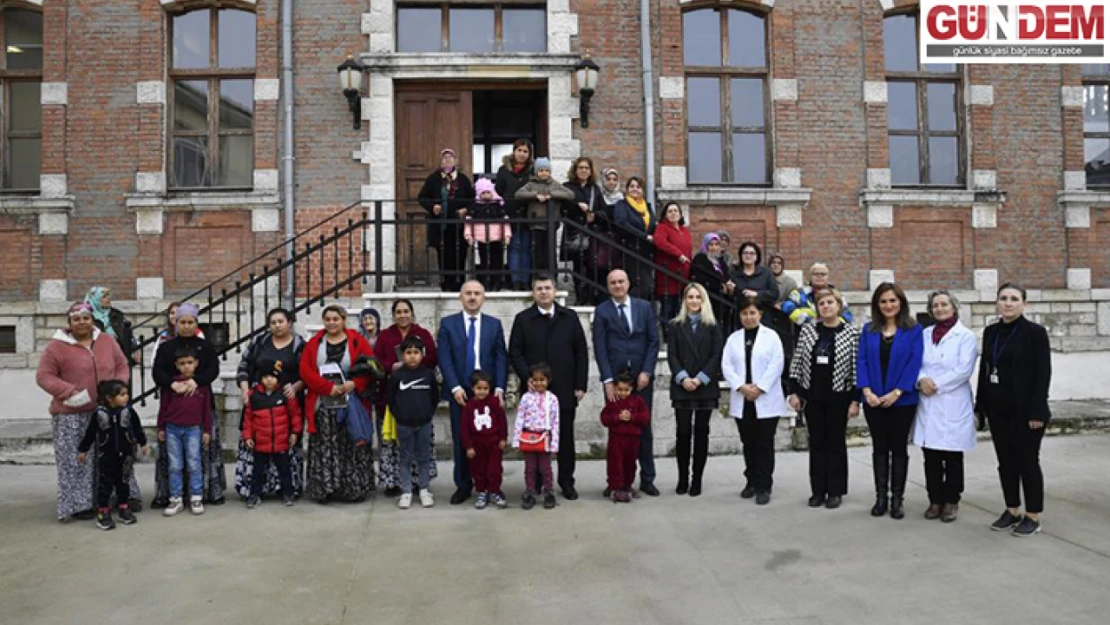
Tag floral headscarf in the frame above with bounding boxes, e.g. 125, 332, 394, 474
83, 286, 115, 338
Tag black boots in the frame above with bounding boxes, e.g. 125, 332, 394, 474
870, 453, 889, 517
890, 456, 908, 520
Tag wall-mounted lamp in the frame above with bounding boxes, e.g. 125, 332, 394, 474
337, 54, 365, 130
575, 52, 601, 128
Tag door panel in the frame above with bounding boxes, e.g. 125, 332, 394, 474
395, 90, 472, 286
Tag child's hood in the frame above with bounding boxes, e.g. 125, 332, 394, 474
474, 177, 503, 204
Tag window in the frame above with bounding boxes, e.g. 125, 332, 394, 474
683, 7, 769, 185
396, 2, 546, 53
1082, 65, 1110, 187
169, 7, 256, 189
1, 8, 43, 190
883, 13, 963, 187
0, 325, 14, 353
472, 90, 542, 176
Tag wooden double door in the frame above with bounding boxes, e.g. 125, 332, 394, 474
394, 83, 546, 286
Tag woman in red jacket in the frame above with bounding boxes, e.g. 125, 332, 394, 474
653, 201, 693, 337
374, 298, 439, 497
299, 304, 376, 503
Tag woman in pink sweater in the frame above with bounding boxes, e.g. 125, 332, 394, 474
36, 302, 131, 521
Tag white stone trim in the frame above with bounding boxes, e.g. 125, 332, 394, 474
969, 85, 994, 106
762, 0, 776, 6
360, 97, 372, 121
253, 168, 279, 191
971, 169, 997, 190
1065, 204, 1091, 229
134, 208, 164, 235
784, 270, 804, 285
126, 191, 279, 211
548, 4, 579, 55
24, 0, 43, 5
254, 79, 280, 101
659, 77, 684, 100
864, 81, 887, 104
1064, 171, 1086, 191
370, 33, 394, 54
1067, 268, 1092, 290
860, 188, 1005, 207
1061, 85, 1085, 107
972, 203, 998, 228
251, 208, 281, 233
773, 167, 801, 189
771, 79, 798, 102
136, 277, 165, 301
866, 168, 891, 189
38, 212, 68, 235
878, 0, 895, 10
40, 174, 67, 198
40, 83, 68, 106
39, 280, 67, 303
135, 171, 166, 194
658, 187, 813, 205
869, 270, 895, 291
776, 204, 804, 227
867, 204, 894, 228
974, 269, 998, 300
661, 166, 687, 189
360, 54, 580, 76
136, 81, 166, 105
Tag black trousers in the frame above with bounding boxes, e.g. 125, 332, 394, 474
864, 404, 915, 459
675, 408, 712, 481
437, 225, 465, 292
923, 448, 964, 505
556, 400, 578, 489
988, 413, 1045, 513
252, 451, 293, 498
532, 229, 555, 273
804, 397, 851, 497
97, 452, 132, 510
638, 386, 656, 485
475, 241, 505, 289
735, 403, 778, 492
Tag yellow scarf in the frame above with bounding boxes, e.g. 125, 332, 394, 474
625, 195, 650, 229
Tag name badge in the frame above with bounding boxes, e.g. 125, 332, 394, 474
989, 373, 1000, 384
816, 355, 830, 365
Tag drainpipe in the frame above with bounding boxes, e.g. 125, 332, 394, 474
281, 0, 296, 310
640, 0, 657, 204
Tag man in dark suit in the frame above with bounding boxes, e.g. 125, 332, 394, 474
508, 274, 589, 500
592, 269, 660, 496
437, 280, 508, 504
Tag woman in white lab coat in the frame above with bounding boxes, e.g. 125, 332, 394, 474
913, 290, 979, 523
722, 297, 789, 505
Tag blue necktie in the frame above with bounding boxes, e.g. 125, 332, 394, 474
618, 304, 631, 334
465, 316, 477, 376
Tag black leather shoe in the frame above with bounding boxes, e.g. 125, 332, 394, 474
808, 494, 826, 508
450, 489, 471, 505
890, 496, 905, 519
688, 482, 702, 497
676, 478, 689, 495
740, 486, 756, 499
825, 495, 842, 509
561, 485, 579, 501
871, 495, 889, 517
640, 482, 660, 497
602, 487, 612, 498
755, 491, 771, 505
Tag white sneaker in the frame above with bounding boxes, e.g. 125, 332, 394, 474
419, 490, 435, 508
189, 496, 205, 515
163, 497, 184, 517
398, 493, 412, 509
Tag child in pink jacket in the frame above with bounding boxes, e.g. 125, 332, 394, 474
465, 177, 512, 291
512, 363, 559, 510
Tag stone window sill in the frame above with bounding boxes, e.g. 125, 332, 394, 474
0, 194, 75, 235
657, 186, 813, 206
859, 188, 1006, 207
1058, 190, 1110, 207
125, 190, 278, 211
359, 52, 581, 73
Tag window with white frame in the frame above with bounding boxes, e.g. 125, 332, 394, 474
396, 1, 546, 53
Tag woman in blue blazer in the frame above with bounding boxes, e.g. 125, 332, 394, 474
858, 282, 923, 520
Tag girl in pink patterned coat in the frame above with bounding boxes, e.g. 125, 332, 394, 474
512, 363, 560, 511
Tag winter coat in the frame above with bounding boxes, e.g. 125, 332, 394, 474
600, 394, 650, 437
417, 169, 474, 249
913, 322, 978, 452
515, 175, 574, 229
974, 316, 1052, 424
508, 304, 589, 408
93, 308, 135, 367
666, 316, 724, 404
465, 198, 512, 243
561, 180, 604, 256
729, 265, 779, 309
78, 405, 146, 456
36, 328, 130, 415
722, 325, 789, 419
236, 332, 306, 387
612, 199, 657, 260
652, 221, 693, 297
512, 390, 560, 452
494, 159, 532, 221
789, 321, 861, 397
299, 329, 375, 433
243, 385, 304, 454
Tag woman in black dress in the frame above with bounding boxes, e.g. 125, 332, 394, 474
692, 232, 733, 332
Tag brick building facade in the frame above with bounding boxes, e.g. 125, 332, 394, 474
1, 0, 1109, 370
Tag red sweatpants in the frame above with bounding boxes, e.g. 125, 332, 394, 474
468, 437, 504, 494
606, 433, 641, 491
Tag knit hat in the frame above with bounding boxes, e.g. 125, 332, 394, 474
176, 302, 200, 321
474, 177, 503, 202
257, 359, 283, 379
535, 157, 552, 171
441, 148, 456, 158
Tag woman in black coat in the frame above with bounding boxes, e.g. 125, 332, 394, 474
417, 148, 473, 292
495, 139, 534, 290
611, 176, 657, 300
563, 157, 606, 304
730, 241, 779, 315
691, 232, 734, 332
666, 283, 724, 497
975, 283, 1052, 537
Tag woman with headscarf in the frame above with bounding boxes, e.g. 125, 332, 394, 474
84, 287, 135, 367
717, 231, 737, 272
150, 302, 226, 507
233, 308, 306, 500
692, 233, 733, 329
359, 307, 381, 351
418, 148, 474, 293
36, 302, 133, 521
374, 299, 440, 497
612, 176, 657, 299
495, 139, 534, 290
151, 301, 204, 362
767, 253, 798, 307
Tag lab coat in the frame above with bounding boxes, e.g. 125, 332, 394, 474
913, 321, 979, 452
722, 324, 789, 419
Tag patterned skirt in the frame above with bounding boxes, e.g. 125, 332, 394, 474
375, 410, 437, 490
151, 418, 227, 507
52, 412, 140, 520
305, 406, 375, 502
232, 408, 305, 498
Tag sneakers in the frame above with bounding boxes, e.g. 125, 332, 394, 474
246, 496, 261, 510
543, 491, 557, 509
117, 507, 137, 525
615, 489, 633, 503
282, 495, 295, 507
419, 490, 435, 508
163, 497, 184, 517
490, 493, 507, 509
991, 510, 1023, 531
96, 510, 116, 531
398, 493, 412, 509
521, 492, 536, 510
189, 496, 205, 515
1011, 516, 1041, 537
474, 492, 489, 510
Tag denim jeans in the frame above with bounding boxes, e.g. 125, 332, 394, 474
397, 422, 432, 494
165, 424, 203, 498
508, 229, 532, 286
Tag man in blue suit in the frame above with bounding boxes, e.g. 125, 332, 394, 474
438, 280, 508, 505
593, 269, 660, 496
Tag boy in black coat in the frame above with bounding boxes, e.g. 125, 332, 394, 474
78, 380, 149, 530
387, 336, 440, 509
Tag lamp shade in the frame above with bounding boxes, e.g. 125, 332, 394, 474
575, 55, 600, 92
337, 55, 363, 92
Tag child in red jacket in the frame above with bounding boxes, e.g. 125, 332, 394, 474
461, 370, 508, 510
243, 360, 303, 508
601, 371, 650, 503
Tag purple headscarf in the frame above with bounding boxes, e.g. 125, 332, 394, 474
700, 233, 725, 272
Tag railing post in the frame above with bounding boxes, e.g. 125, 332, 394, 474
547, 203, 556, 282
374, 200, 383, 293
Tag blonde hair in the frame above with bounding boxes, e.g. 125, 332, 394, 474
808, 262, 830, 280
674, 283, 717, 326
812, 288, 845, 315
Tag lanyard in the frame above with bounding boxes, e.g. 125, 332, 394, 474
993, 323, 1019, 367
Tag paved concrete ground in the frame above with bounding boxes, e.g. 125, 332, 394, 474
2, 435, 1109, 625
